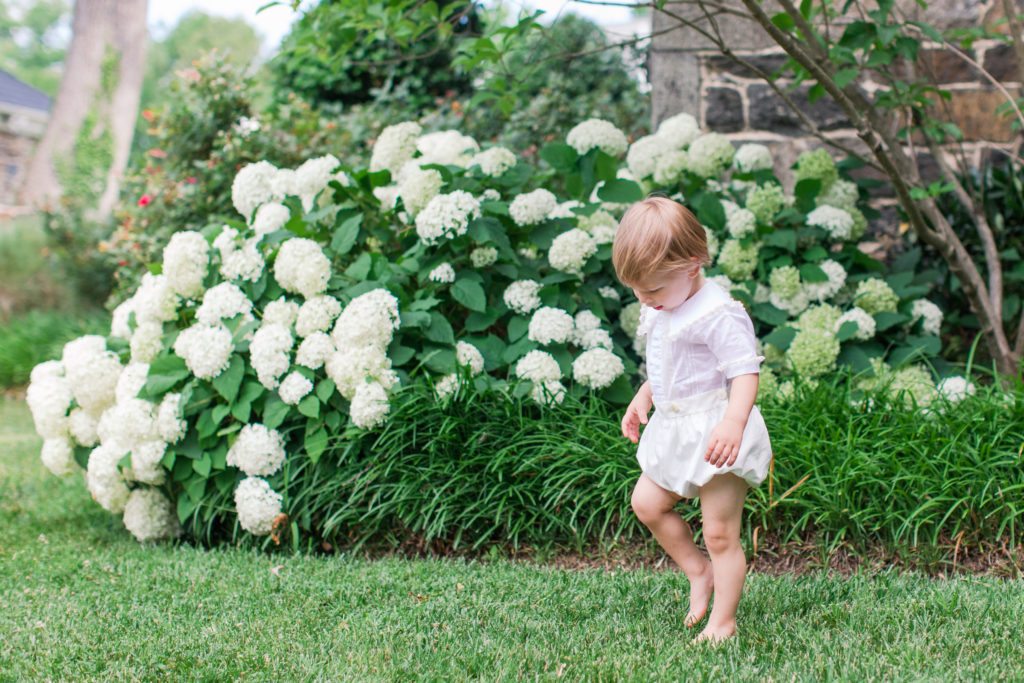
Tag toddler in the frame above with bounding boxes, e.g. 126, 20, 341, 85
612, 196, 773, 643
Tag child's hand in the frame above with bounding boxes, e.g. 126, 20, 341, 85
621, 383, 653, 444
704, 417, 746, 467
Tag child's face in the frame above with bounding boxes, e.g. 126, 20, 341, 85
630, 263, 703, 311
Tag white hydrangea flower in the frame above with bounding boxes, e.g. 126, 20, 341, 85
835, 307, 876, 340
509, 189, 557, 226
456, 341, 485, 375
566, 118, 628, 157
86, 444, 131, 513
573, 348, 624, 389
250, 324, 293, 390
325, 346, 396, 400
62, 336, 122, 415
707, 273, 736, 294
295, 295, 342, 338
162, 231, 209, 299
370, 121, 422, 175
232, 161, 278, 220
598, 286, 620, 300
528, 307, 575, 345
397, 164, 443, 216
263, 297, 300, 329
110, 296, 136, 340
41, 437, 76, 476
549, 200, 582, 220
531, 380, 566, 406
514, 350, 562, 383
130, 321, 163, 364
271, 168, 297, 199
656, 112, 701, 149
803, 260, 848, 302
332, 289, 401, 352
227, 423, 286, 477
130, 440, 167, 485
937, 376, 976, 403
549, 229, 597, 276
294, 154, 340, 212
704, 226, 720, 260
274, 238, 331, 298
30, 359, 63, 383
911, 299, 943, 337
220, 239, 265, 283
115, 362, 150, 404
296, 332, 335, 370
68, 408, 100, 447
807, 205, 854, 240
626, 134, 665, 180
373, 185, 400, 210
653, 150, 689, 186
350, 381, 390, 429
470, 246, 498, 268
234, 477, 283, 536
252, 202, 290, 237
503, 280, 542, 315
482, 188, 501, 201
97, 398, 157, 452
123, 488, 181, 542
196, 283, 253, 326
818, 179, 859, 210
435, 373, 460, 400
572, 311, 612, 350
416, 130, 480, 167
156, 393, 186, 444
733, 144, 773, 173
279, 371, 314, 406
769, 289, 811, 316
173, 324, 234, 379
686, 133, 735, 178
428, 263, 456, 284
133, 273, 179, 325
470, 146, 516, 176
414, 191, 482, 245
726, 207, 757, 239
518, 245, 539, 260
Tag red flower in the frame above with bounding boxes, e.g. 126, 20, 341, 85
185, 176, 197, 184
137, 194, 152, 207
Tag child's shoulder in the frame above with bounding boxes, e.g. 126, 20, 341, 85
667, 282, 750, 341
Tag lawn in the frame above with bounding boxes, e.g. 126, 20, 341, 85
2, 396, 1023, 681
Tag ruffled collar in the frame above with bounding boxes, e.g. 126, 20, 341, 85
639, 281, 737, 339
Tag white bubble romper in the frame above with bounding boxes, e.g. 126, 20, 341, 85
635, 280, 773, 498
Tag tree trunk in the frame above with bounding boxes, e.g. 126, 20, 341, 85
21, 0, 148, 218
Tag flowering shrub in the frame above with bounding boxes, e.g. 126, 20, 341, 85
28, 112, 972, 545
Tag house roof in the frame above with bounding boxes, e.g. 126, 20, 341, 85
0, 70, 51, 112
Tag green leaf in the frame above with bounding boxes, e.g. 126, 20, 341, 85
799, 263, 829, 283
597, 179, 643, 204
212, 355, 244, 403
425, 311, 456, 345
263, 394, 290, 429
888, 335, 941, 366
834, 67, 859, 88
451, 278, 487, 312
794, 178, 821, 212
694, 193, 726, 232
508, 315, 529, 342
752, 303, 790, 326
874, 311, 908, 331
316, 378, 336, 402
297, 394, 320, 419
305, 424, 328, 464
192, 453, 212, 477
763, 326, 797, 351
836, 320, 860, 342
601, 375, 635, 405
763, 229, 797, 252
143, 354, 190, 397
540, 142, 578, 171
465, 308, 501, 332
177, 495, 197, 524
771, 11, 795, 31
330, 214, 362, 255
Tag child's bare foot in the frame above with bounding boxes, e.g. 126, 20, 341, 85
693, 620, 737, 644
683, 562, 714, 628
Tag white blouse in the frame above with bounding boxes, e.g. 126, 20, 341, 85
638, 281, 765, 408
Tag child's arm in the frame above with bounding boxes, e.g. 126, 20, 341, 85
705, 373, 758, 467
621, 379, 653, 444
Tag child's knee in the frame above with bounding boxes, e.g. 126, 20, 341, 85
702, 523, 739, 554
631, 490, 665, 526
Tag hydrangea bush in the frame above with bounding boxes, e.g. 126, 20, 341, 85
27, 114, 972, 545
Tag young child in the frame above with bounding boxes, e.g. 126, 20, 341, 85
612, 196, 772, 644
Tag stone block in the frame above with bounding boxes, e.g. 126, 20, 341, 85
946, 88, 1020, 142
919, 48, 979, 83
983, 44, 1019, 82
650, 51, 701, 127
652, 2, 779, 52
747, 84, 848, 133
704, 53, 788, 80
704, 87, 743, 132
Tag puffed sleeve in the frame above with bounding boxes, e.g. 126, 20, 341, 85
699, 304, 765, 378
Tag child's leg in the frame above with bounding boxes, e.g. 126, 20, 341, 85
695, 472, 749, 641
631, 474, 714, 626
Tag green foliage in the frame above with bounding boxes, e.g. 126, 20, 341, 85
0, 310, 109, 387
0, 0, 68, 96
271, 0, 481, 110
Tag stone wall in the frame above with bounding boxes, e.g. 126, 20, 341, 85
649, 0, 1022, 219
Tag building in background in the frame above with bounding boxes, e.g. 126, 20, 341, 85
0, 71, 51, 208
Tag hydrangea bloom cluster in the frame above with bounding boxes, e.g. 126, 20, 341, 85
415, 191, 482, 244
509, 189, 557, 226
566, 118, 629, 157
548, 229, 596, 276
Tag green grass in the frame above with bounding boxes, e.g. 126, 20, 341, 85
3, 397, 1024, 680
0, 309, 111, 387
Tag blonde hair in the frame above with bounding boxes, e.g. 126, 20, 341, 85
612, 196, 710, 286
